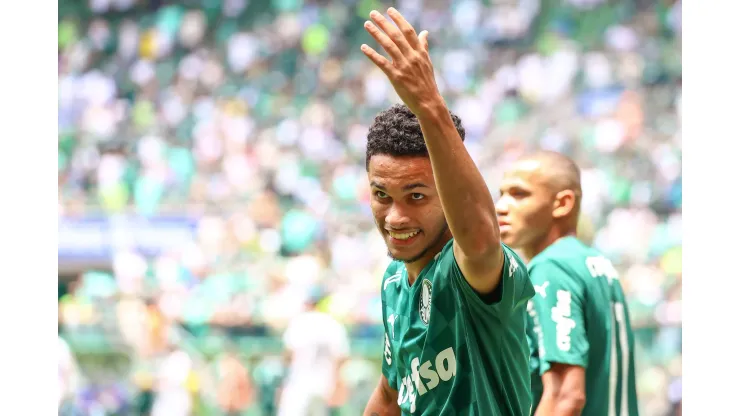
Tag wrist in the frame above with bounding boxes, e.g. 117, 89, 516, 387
414, 94, 448, 121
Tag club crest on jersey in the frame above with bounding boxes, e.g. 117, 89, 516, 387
420, 279, 432, 324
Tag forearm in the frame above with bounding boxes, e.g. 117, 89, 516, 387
535, 393, 584, 416
363, 384, 400, 416
415, 98, 499, 255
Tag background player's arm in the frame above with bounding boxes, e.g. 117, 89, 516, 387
535, 363, 586, 416
361, 9, 503, 294
364, 374, 400, 416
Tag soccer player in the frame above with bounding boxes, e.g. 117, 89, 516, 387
497, 151, 639, 416
360, 8, 534, 415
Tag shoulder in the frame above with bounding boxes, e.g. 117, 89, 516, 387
383, 260, 402, 279
500, 243, 534, 302
501, 243, 528, 280
528, 257, 588, 299
438, 239, 529, 286
381, 261, 404, 300
529, 239, 590, 276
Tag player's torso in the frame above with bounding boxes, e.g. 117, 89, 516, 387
384, 264, 475, 415
529, 238, 639, 415
383, 256, 529, 416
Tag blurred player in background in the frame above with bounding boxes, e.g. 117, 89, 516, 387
360, 8, 534, 415
497, 151, 639, 415
278, 287, 350, 416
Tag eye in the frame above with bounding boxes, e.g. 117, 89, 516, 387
410, 193, 425, 200
375, 190, 389, 199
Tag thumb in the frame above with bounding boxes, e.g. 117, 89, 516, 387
418, 30, 429, 51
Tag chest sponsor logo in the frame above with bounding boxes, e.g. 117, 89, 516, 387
397, 347, 457, 413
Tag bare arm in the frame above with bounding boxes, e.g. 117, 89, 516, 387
535, 363, 587, 416
364, 374, 400, 416
361, 8, 503, 294
416, 102, 504, 293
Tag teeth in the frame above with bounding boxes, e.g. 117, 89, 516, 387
389, 230, 419, 240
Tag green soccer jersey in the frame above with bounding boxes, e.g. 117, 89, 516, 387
527, 237, 639, 416
381, 239, 535, 415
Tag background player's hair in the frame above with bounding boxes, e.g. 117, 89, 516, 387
365, 103, 466, 170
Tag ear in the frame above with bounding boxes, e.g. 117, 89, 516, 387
553, 189, 576, 219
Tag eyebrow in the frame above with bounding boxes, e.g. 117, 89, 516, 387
370, 182, 430, 191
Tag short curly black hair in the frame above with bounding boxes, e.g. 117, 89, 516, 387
365, 104, 466, 170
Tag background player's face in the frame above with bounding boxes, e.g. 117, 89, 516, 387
496, 159, 555, 251
367, 154, 449, 263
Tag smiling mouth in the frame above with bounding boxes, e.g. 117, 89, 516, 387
388, 230, 420, 240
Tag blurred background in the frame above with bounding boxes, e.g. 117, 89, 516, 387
57, 0, 681, 414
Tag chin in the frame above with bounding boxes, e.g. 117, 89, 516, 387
387, 248, 425, 264
499, 234, 515, 247
501, 236, 522, 249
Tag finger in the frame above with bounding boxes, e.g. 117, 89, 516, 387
418, 30, 429, 52
369, 10, 413, 56
360, 44, 393, 75
364, 20, 404, 63
387, 7, 420, 50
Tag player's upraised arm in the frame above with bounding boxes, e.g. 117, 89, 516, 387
364, 374, 401, 416
361, 8, 503, 295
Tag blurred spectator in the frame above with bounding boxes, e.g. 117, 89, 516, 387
253, 355, 286, 416
215, 349, 255, 415
278, 288, 350, 416
152, 339, 194, 416
58, 336, 81, 413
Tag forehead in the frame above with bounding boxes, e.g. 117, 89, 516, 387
367, 154, 434, 187
500, 159, 548, 189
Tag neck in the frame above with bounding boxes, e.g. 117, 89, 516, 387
406, 233, 453, 284
523, 225, 576, 262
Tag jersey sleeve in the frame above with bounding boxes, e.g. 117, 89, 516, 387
528, 260, 589, 374
380, 263, 399, 391
443, 240, 534, 320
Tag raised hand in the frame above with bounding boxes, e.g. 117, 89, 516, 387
361, 8, 443, 115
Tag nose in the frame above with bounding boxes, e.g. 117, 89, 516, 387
495, 195, 511, 216
385, 202, 411, 229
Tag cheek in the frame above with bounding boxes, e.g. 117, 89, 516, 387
515, 201, 549, 226
529, 203, 554, 226
369, 204, 383, 223
420, 204, 445, 229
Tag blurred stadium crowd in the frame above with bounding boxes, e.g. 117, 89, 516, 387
58, 0, 681, 414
